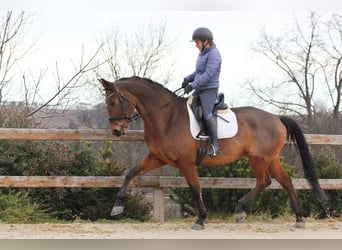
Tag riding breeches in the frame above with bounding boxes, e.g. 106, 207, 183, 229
194, 88, 218, 120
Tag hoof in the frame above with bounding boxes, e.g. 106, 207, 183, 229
294, 221, 305, 229
191, 223, 205, 230
111, 206, 124, 216
234, 211, 247, 223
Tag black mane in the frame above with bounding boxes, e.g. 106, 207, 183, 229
116, 76, 176, 96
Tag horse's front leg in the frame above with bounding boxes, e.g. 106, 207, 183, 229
188, 185, 207, 230
178, 161, 207, 230
111, 153, 165, 216
111, 165, 138, 216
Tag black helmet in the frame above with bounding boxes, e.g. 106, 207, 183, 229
191, 27, 213, 41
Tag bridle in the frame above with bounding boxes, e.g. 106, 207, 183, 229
105, 82, 139, 124
104, 81, 185, 124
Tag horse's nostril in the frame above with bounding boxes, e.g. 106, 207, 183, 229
112, 130, 121, 137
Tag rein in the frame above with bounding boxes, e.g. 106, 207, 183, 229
105, 83, 185, 124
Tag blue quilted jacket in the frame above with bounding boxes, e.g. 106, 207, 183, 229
184, 45, 221, 93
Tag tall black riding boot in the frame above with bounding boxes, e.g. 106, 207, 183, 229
204, 116, 221, 157
191, 97, 206, 137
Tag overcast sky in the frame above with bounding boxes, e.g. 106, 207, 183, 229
25, 11, 296, 95
2, 0, 342, 108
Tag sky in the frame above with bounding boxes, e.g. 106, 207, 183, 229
2, 0, 342, 108
23, 11, 294, 102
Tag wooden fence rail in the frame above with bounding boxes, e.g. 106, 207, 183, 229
0, 128, 342, 144
0, 128, 341, 222
1, 176, 341, 189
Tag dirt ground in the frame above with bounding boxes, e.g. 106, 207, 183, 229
0, 218, 341, 239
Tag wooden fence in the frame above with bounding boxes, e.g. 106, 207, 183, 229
0, 128, 341, 222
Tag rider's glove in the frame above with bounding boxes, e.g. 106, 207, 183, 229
181, 78, 191, 88
184, 84, 194, 94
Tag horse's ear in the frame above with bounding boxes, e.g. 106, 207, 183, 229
98, 78, 111, 89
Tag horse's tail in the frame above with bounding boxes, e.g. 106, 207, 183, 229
279, 116, 328, 202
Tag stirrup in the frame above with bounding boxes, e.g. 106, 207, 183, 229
196, 131, 209, 140
208, 143, 221, 157
197, 134, 209, 140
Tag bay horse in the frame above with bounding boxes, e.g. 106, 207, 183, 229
99, 76, 327, 229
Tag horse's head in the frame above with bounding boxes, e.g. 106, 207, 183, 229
99, 78, 136, 137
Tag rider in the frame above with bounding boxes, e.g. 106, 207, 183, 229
182, 27, 222, 157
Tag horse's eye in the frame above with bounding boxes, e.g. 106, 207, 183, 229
110, 100, 116, 106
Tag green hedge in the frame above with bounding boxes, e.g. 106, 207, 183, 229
170, 157, 295, 219
0, 139, 340, 222
171, 153, 341, 219
298, 147, 341, 218
0, 140, 151, 222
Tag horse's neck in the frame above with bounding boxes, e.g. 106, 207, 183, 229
137, 95, 181, 119
133, 89, 186, 132
126, 82, 174, 113
119, 80, 187, 132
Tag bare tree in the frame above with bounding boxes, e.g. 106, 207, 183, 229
95, 20, 176, 85
0, 11, 39, 127
250, 13, 322, 126
322, 13, 342, 122
98, 27, 122, 80
250, 12, 341, 132
0, 11, 34, 104
0, 13, 177, 129
0, 11, 106, 128
26, 43, 106, 120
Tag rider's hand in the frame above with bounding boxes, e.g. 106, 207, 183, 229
181, 78, 191, 88
184, 84, 194, 94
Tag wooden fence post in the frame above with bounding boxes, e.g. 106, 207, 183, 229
153, 187, 165, 223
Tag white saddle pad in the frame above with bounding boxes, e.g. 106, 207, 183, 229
186, 96, 238, 140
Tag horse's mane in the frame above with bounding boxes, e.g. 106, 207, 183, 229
116, 76, 177, 97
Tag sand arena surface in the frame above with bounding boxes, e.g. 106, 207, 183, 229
0, 218, 341, 239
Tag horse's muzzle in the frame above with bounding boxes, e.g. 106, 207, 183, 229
112, 130, 122, 137
112, 125, 126, 137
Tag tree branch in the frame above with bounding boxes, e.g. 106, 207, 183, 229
26, 44, 105, 117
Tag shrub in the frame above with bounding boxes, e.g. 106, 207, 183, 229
170, 148, 341, 220
0, 190, 51, 223
0, 140, 152, 222
0, 140, 98, 176
298, 147, 341, 218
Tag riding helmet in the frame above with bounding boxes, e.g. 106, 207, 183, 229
191, 27, 213, 41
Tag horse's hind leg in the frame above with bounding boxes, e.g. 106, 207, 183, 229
234, 156, 271, 222
269, 157, 304, 228
178, 162, 207, 230
111, 153, 165, 216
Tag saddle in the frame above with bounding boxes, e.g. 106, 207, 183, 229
190, 93, 228, 138
214, 93, 229, 112
190, 93, 224, 165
